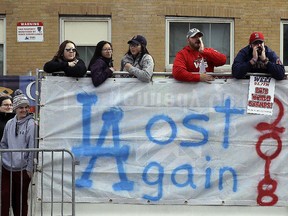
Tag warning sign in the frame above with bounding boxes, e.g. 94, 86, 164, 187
17, 22, 44, 42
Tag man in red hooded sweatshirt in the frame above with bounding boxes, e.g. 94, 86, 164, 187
172, 28, 227, 83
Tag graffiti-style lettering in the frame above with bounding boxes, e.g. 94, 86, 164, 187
219, 167, 238, 192
181, 114, 209, 147
171, 164, 197, 189
146, 115, 177, 145
142, 162, 164, 201
214, 98, 245, 149
142, 159, 238, 201
205, 156, 212, 189
256, 98, 285, 206
74, 94, 240, 201
72, 93, 134, 191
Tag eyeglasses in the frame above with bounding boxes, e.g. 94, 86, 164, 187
65, 48, 77, 52
102, 48, 113, 52
129, 44, 140, 48
1, 104, 13, 107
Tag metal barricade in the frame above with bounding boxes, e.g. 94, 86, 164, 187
0, 148, 76, 216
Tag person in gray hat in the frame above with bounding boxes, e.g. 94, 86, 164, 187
172, 28, 226, 83
0, 89, 35, 216
120, 35, 154, 82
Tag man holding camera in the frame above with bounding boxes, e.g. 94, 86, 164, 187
232, 32, 285, 80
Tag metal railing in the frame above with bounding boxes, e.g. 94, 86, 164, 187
0, 148, 76, 216
37, 69, 288, 79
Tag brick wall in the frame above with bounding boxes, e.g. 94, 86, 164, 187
1, 0, 288, 75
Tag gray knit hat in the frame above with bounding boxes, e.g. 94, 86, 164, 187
13, 89, 30, 110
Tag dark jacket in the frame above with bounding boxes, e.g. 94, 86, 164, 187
90, 57, 113, 87
232, 45, 285, 80
43, 58, 87, 77
0, 112, 15, 140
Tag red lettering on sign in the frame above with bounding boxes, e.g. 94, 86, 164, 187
255, 98, 285, 206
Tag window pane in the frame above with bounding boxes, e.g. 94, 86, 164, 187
283, 24, 288, 66
77, 46, 95, 68
0, 20, 4, 43
0, 19, 4, 75
169, 22, 189, 63
64, 21, 108, 45
169, 22, 230, 65
0, 45, 3, 75
211, 24, 230, 64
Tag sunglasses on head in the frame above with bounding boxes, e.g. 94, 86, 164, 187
65, 48, 77, 52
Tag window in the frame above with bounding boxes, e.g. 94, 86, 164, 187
280, 21, 288, 68
60, 17, 111, 68
0, 17, 5, 75
166, 17, 234, 71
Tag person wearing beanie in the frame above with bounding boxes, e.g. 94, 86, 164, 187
88, 40, 115, 87
120, 35, 154, 82
0, 89, 35, 216
43, 40, 87, 77
0, 93, 15, 140
232, 32, 285, 80
172, 28, 227, 83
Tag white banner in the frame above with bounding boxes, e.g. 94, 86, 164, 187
39, 76, 288, 206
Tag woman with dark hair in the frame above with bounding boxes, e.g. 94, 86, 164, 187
0, 94, 14, 140
43, 40, 87, 77
88, 40, 115, 87
120, 35, 154, 82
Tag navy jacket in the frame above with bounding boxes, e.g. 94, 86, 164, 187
232, 45, 285, 80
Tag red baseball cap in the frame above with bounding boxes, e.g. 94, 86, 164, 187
249, 32, 265, 44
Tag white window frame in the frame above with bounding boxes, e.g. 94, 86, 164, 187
280, 20, 288, 71
165, 17, 234, 72
0, 16, 6, 75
